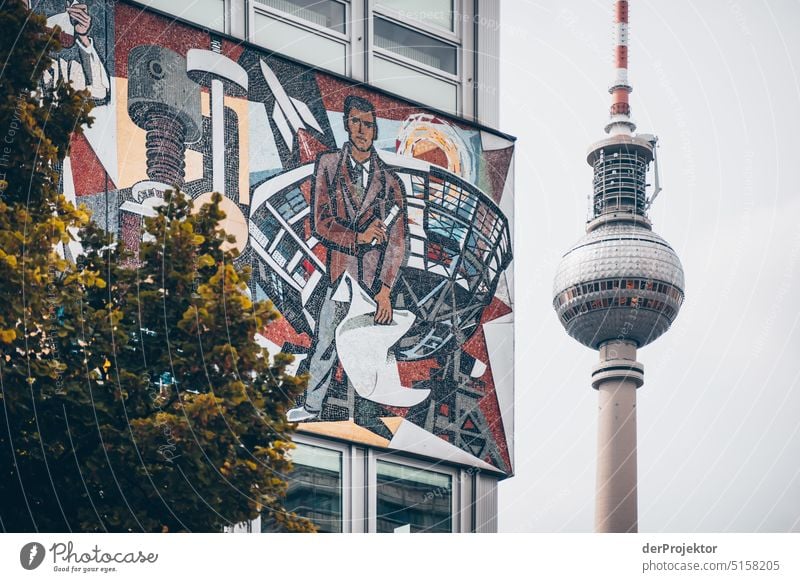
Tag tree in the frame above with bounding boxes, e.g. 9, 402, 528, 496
0, 0, 314, 532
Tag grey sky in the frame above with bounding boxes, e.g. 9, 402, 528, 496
498, 0, 800, 532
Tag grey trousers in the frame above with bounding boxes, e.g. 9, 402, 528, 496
303, 284, 349, 413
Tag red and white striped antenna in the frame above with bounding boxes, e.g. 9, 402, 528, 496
606, 0, 636, 135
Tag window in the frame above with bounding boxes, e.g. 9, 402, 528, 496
373, 17, 456, 74
254, 0, 346, 33
370, 2, 462, 115
141, 0, 225, 31
376, 460, 452, 533
251, 0, 349, 75
377, 0, 454, 31
263, 442, 343, 532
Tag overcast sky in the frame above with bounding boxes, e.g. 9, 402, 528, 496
498, 0, 800, 532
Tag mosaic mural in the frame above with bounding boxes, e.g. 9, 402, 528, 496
40, 0, 515, 475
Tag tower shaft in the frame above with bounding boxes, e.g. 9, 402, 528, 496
592, 340, 643, 533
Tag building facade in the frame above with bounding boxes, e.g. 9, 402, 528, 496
36, 0, 514, 533
137, 0, 502, 126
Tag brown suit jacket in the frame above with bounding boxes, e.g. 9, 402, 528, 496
312, 142, 407, 295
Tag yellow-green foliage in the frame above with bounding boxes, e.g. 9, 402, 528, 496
0, 0, 313, 533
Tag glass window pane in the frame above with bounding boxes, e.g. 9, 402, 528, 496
374, 17, 457, 74
254, 0, 346, 33
377, 0, 454, 31
263, 443, 342, 533
376, 461, 452, 533
372, 57, 457, 114
253, 13, 347, 75
141, 0, 225, 31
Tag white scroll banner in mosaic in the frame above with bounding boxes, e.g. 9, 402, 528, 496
332, 274, 431, 407
387, 419, 500, 473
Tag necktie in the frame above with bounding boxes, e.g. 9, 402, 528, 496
351, 161, 365, 187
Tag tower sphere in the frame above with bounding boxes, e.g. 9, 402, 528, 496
552, 221, 684, 349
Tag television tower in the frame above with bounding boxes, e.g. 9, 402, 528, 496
552, 0, 685, 533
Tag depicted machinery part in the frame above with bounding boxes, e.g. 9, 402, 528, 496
186, 39, 249, 197
127, 45, 202, 189
404, 350, 509, 473
393, 165, 512, 360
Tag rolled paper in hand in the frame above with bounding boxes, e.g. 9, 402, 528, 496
371, 204, 400, 246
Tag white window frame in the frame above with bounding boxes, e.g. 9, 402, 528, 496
370, 13, 460, 80
289, 434, 353, 533
368, 450, 461, 533
248, 0, 353, 76
372, 0, 462, 44
229, 0, 247, 37
368, 0, 469, 116
131, 0, 230, 33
